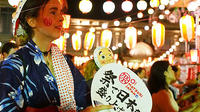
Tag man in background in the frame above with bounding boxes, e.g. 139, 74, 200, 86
1, 42, 18, 60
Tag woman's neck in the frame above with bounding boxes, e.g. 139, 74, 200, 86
32, 36, 52, 52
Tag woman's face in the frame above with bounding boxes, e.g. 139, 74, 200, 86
34, 0, 66, 41
164, 66, 176, 84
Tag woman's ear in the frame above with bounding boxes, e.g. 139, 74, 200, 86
26, 17, 36, 28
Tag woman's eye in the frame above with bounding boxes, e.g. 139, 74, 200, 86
50, 11, 56, 15
101, 55, 105, 59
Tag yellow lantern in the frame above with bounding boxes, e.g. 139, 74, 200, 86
180, 15, 195, 42
152, 23, 165, 48
125, 27, 137, 49
84, 32, 95, 50
150, 0, 159, 8
101, 30, 112, 47
72, 33, 81, 51
53, 36, 66, 52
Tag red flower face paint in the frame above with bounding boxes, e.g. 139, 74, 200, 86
43, 17, 52, 26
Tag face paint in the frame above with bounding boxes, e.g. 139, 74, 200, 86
43, 17, 52, 26
94, 47, 115, 68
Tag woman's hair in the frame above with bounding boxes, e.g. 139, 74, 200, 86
19, 0, 49, 39
83, 59, 99, 81
147, 61, 170, 94
134, 67, 144, 75
172, 65, 178, 73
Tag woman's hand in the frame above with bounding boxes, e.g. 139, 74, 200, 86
81, 105, 113, 112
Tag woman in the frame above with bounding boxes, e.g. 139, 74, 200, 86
147, 61, 179, 112
0, 0, 111, 111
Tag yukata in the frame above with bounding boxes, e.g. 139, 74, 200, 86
0, 40, 91, 112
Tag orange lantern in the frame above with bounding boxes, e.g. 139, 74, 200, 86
125, 27, 137, 49
180, 15, 195, 42
101, 30, 112, 47
152, 23, 165, 48
150, 0, 159, 8
84, 32, 95, 50
72, 32, 81, 51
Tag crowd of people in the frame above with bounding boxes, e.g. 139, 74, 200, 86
0, 0, 199, 111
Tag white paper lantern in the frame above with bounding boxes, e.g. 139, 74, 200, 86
137, 0, 147, 11
8, 0, 20, 7
121, 0, 133, 12
84, 32, 95, 50
101, 30, 112, 47
125, 27, 137, 49
103, 1, 115, 14
72, 33, 82, 51
79, 0, 93, 14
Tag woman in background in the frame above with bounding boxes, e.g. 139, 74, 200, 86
147, 61, 179, 112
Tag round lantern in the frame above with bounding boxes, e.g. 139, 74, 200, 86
79, 0, 93, 14
72, 33, 81, 51
103, 1, 115, 14
125, 27, 137, 49
8, 0, 20, 7
137, 0, 147, 11
179, 15, 195, 42
84, 32, 95, 50
152, 23, 165, 48
150, 0, 159, 8
121, 0, 133, 12
101, 30, 112, 47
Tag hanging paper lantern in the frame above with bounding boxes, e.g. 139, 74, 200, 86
137, 0, 147, 11
79, 0, 93, 14
150, 0, 159, 8
190, 49, 198, 62
168, 54, 174, 64
125, 27, 137, 49
103, 1, 115, 14
72, 33, 81, 51
101, 30, 112, 47
8, 0, 20, 7
180, 15, 195, 42
84, 32, 95, 50
152, 23, 165, 48
121, 0, 133, 12
62, 14, 71, 30
53, 36, 66, 52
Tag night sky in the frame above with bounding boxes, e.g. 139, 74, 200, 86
67, 0, 151, 21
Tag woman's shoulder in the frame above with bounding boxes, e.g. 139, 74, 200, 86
152, 89, 169, 98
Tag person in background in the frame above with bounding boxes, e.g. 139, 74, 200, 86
134, 67, 147, 85
147, 61, 179, 112
169, 65, 182, 100
1, 42, 18, 60
0, 0, 112, 111
177, 72, 200, 112
82, 59, 99, 89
